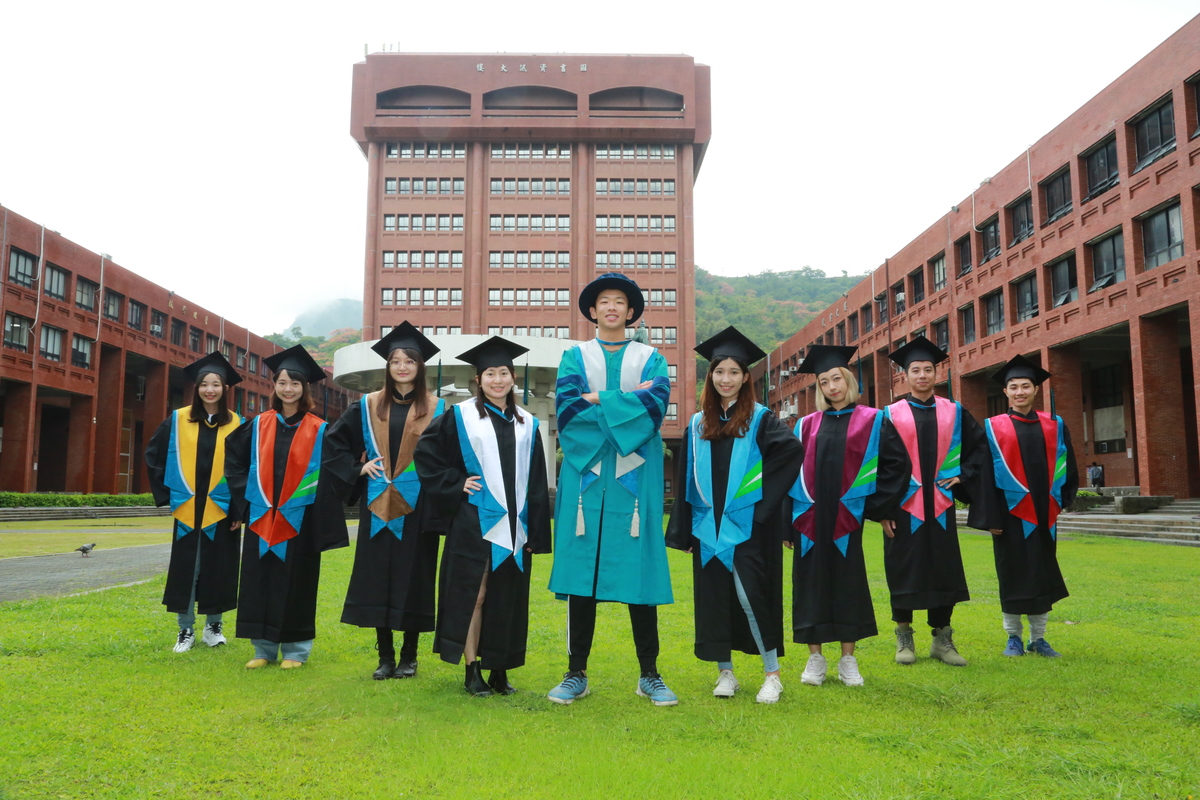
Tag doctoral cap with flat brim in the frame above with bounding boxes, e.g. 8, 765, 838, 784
264, 345, 327, 383
183, 351, 242, 386
888, 334, 949, 370
797, 344, 859, 376
456, 336, 529, 373
694, 326, 767, 367
991, 354, 1051, 387
578, 272, 645, 326
371, 320, 439, 362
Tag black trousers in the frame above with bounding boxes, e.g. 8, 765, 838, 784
566, 594, 659, 673
891, 604, 954, 630
375, 628, 420, 661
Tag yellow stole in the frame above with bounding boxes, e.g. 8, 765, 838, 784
171, 407, 242, 531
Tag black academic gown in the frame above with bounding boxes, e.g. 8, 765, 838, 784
324, 394, 444, 632
789, 405, 909, 644
414, 403, 551, 670
666, 409, 800, 661
983, 409, 1078, 615
226, 412, 349, 643
883, 395, 987, 611
145, 413, 240, 615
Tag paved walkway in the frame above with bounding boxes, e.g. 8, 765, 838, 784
0, 544, 172, 602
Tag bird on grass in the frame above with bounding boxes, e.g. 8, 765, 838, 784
75, 543, 97, 558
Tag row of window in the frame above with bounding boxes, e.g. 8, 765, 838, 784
595, 143, 676, 160
385, 214, 464, 232
384, 177, 465, 195
595, 252, 678, 270
487, 251, 572, 269
382, 251, 465, 269
385, 142, 466, 159
489, 215, 572, 232
380, 325, 462, 336
381, 288, 464, 307
596, 179, 676, 196
595, 216, 676, 233
489, 178, 571, 195
490, 143, 573, 159
2, 314, 91, 367
481, 287, 678, 308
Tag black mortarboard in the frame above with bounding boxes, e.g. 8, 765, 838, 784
888, 334, 949, 370
578, 272, 645, 326
264, 345, 327, 383
183, 351, 242, 386
694, 326, 768, 367
456, 336, 529, 372
991, 354, 1051, 386
371, 320, 439, 362
797, 344, 859, 376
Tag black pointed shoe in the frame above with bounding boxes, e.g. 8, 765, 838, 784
393, 659, 418, 679
465, 662, 493, 697
488, 669, 517, 695
373, 659, 396, 680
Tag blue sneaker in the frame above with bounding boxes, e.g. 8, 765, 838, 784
636, 672, 679, 706
1027, 638, 1062, 657
1002, 635, 1025, 657
547, 671, 589, 705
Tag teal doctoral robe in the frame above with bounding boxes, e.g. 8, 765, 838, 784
548, 339, 674, 606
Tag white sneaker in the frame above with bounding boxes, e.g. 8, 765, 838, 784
712, 669, 739, 698
173, 629, 195, 654
837, 655, 864, 686
756, 674, 783, 704
800, 653, 827, 686
202, 622, 227, 647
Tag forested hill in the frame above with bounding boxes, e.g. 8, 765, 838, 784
693, 266, 863, 352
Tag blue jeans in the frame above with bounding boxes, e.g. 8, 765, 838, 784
252, 639, 314, 663
716, 567, 780, 674
176, 544, 222, 631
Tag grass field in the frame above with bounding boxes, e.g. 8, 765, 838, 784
0, 517, 170, 558
1, 523, 1198, 799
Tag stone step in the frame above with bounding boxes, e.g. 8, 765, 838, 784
1057, 520, 1200, 534
1123, 536, 1200, 547
0, 507, 170, 523
1058, 523, 1200, 538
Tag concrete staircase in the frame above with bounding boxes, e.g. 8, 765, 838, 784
1056, 499, 1200, 547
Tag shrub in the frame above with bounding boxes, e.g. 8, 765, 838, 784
0, 493, 157, 508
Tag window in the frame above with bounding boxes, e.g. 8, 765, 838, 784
451, 288, 462, 306
103, 290, 123, 321
931, 253, 947, 292
862, 303, 873, 333
1042, 168, 1072, 224
848, 313, 859, 341
1089, 230, 1125, 291
72, 334, 93, 368
959, 304, 976, 345
385, 178, 397, 194
206, 334, 220, 353
1132, 98, 1176, 172
1049, 254, 1078, 307
891, 282, 905, 316
955, 236, 972, 277
171, 319, 186, 346
150, 310, 167, 338
3, 312, 31, 351
1092, 364, 1123, 408
395, 288, 408, 306
1013, 273, 1038, 322
1141, 202, 1183, 270
1091, 364, 1126, 453
666, 403, 678, 421
1008, 195, 1033, 246
979, 218, 1000, 263
128, 301, 146, 331
932, 317, 949, 352
983, 291, 1004, 336
836, 322, 846, 346
75, 278, 98, 311
44, 265, 68, 300
875, 293, 888, 324
189, 327, 202, 353
235, 347, 247, 369
1084, 136, 1119, 199
8, 248, 36, 287
381, 288, 394, 305
664, 289, 677, 306
249, 354, 259, 374
910, 269, 925, 304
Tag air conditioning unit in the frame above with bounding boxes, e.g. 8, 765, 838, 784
150, 324, 162, 335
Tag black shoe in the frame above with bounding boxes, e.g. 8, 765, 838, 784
488, 669, 517, 695
393, 659, 418, 679
465, 662, 493, 697
373, 659, 396, 680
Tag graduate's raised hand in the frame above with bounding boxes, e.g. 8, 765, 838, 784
881, 519, 896, 538
463, 476, 483, 495
360, 456, 385, 479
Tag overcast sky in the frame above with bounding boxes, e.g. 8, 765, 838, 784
2, 1, 1196, 334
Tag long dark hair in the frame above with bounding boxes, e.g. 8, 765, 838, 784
377, 347, 429, 421
269, 369, 315, 415
474, 369, 525, 424
188, 373, 232, 425
699, 356, 756, 440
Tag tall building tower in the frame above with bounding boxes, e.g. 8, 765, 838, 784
349, 52, 711, 444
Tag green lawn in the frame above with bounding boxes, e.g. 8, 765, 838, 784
0, 517, 171, 558
1, 523, 1197, 799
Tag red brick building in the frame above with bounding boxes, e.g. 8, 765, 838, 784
756, 16, 1200, 498
348, 52, 711, 443
0, 206, 355, 494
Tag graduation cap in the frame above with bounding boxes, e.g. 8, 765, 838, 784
456, 336, 529, 372
371, 320, 439, 362
797, 344, 859, 376
264, 345, 327, 383
888, 334, 949, 370
991, 354, 1051, 386
183, 351, 242, 386
578, 272, 645, 326
694, 326, 767, 367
